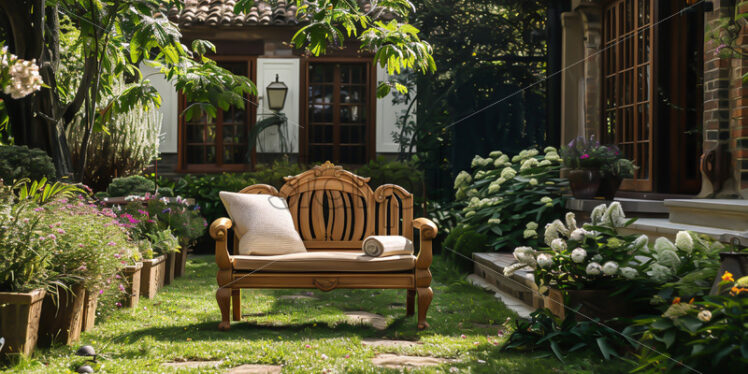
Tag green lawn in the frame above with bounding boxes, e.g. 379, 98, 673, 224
6, 255, 635, 373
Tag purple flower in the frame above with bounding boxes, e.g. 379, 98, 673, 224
114, 253, 121, 259
119, 284, 126, 292
115, 302, 122, 308
107, 241, 116, 246
99, 289, 104, 295
580, 154, 590, 159
34, 207, 43, 212
47, 233, 57, 240
56, 228, 65, 234
162, 208, 172, 214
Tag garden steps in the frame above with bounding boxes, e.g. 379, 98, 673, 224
471, 253, 541, 315
466, 274, 532, 319
621, 218, 748, 246
665, 199, 748, 232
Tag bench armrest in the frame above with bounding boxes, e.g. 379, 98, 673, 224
413, 217, 438, 270
210, 217, 233, 270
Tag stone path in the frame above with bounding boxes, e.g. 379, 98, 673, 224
226, 364, 282, 374
278, 294, 317, 301
162, 360, 223, 369
361, 338, 420, 348
343, 311, 388, 330
371, 354, 453, 369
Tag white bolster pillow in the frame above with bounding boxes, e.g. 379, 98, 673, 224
362, 235, 414, 257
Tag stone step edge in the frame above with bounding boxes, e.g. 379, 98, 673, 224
622, 218, 748, 246
466, 274, 533, 319
472, 253, 536, 290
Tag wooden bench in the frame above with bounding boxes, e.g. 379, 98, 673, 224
210, 162, 438, 330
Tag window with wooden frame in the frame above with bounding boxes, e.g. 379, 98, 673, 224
178, 58, 257, 172
602, 0, 655, 192
302, 60, 375, 165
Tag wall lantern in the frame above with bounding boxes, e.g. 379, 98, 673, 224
266, 74, 288, 112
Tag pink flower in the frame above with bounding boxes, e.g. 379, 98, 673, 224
22, 218, 29, 223
47, 234, 56, 240
497, 330, 504, 337
107, 241, 116, 246
344, 354, 350, 359
460, 334, 466, 339
56, 228, 65, 234
138, 209, 149, 216
77, 265, 87, 272
115, 302, 122, 308
580, 154, 590, 159
114, 253, 121, 259
99, 289, 104, 295
34, 207, 43, 212
119, 284, 126, 292
38, 236, 46, 241
305, 344, 311, 349
78, 244, 85, 248
115, 274, 121, 279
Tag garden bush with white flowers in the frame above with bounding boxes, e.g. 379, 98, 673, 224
505, 202, 723, 296
445, 147, 568, 258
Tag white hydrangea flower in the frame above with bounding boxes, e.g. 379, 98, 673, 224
569, 229, 587, 242
544, 152, 561, 162
526, 221, 538, 230
602, 261, 619, 275
537, 253, 553, 268
540, 196, 553, 206
520, 158, 539, 171
620, 267, 638, 279
647, 263, 673, 282
550, 238, 567, 252
654, 237, 677, 254
590, 204, 607, 225
523, 229, 537, 239
675, 231, 694, 254
465, 211, 476, 218
565, 212, 578, 232
500, 167, 517, 179
489, 150, 503, 158
493, 154, 510, 168
488, 218, 501, 225
453, 171, 472, 190
475, 170, 487, 180
526, 149, 539, 157
467, 188, 479, 197
513, 246, 537, 267
544, 146, 557, 154
504, 262, 529, 277
529, 178, 538, 186
633, 235, 649, 250
2, 52, 43, 99
488, 183, 501, 194
471, 156, 485, 168
571, 247, 587, 263
601, 202, 627, 227
586, 262, 602, 275
656, 249, 681, 269
591, 254, 603, 262
539, 159, 552, 167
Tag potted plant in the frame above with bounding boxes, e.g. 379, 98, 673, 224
36, 195, 137, 345
560, 136, 636, 199
146, 229, 181, 288
121, 261, 143, 307
0, 195, 51, 357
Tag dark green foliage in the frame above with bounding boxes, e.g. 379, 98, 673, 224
106, 175, 156, 197
156, 187, 174, 197
249, 158, 307, 189
504, 308, 639, 362
0, 145, 56, 183
452, 229, 489, 268
165, 173, 257, 227
356, 156, 424, 199
443, 224, 468, 251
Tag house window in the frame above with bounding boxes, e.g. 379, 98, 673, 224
179, 59, 256, 172
602, 0, 654, 191
306, 62, 372, 165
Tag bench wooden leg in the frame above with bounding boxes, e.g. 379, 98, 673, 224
406, 289, 416, 316
216, 288, 231, 331
416, 287, 433, 329
232, 289, 241, 321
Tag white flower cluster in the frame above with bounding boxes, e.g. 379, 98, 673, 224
519, 158, 539, 171
493, 154, 510, 168
523, 221, 538, 239
471, 155, 494, 168
590, 202, 628, 227
511, 149, 539, 163
1, 47, 43, 99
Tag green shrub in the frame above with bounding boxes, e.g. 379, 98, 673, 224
0, 145, 56, 183
453, 230, 489, 268
249, 157, 307, 189
355, 156, 424, 198
164, 173, 257, 227
156, 186, 174, 197
107, 175, 156, 197
449, 147, 567, 251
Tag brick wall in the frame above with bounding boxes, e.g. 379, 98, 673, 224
731, 1, 748, 195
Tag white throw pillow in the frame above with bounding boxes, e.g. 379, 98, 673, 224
219, 191, 306, 255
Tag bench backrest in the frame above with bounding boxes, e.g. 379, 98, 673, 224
239, 162, 414, 250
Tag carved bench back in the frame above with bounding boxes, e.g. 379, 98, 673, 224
239, 162, 414, 250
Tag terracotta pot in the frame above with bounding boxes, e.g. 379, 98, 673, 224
140, 255, 166, 299
174, 247, 188, 278
122, 262, 143, 307
164, 252, 176, 286
545, 288, 635, 321
597, 175, 623, 200
38, 283, 86, 347
81, 289, 99, 332
567, 168, 602, 199
0, 288, 45, 357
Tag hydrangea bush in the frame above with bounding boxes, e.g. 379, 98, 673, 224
506, 202, 722, 295
447, 147, 567, 252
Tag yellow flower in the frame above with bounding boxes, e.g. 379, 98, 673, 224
722, 271, 734, 282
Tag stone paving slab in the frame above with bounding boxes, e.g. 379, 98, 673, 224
226, 364, 282, 374
362, 338, 421, 348
162, 360, 223, 369
344, 311, 388, 330
371, 354, 454, 369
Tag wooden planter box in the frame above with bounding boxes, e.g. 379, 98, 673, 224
545, 288, 635, 321
174, 247, 188, 278
0, 288, 45, 357
38, 284, 86, 347
122, 262, 143, 307
81, 289, 99, 332
140, 255, 166, 299
164, 252, 176, 286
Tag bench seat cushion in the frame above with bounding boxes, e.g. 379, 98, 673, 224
232, 251, 416, 272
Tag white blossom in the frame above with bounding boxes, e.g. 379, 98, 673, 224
550, 238, 567, 252
590, 204, 607, 225
602, 261, 619, 275
586, 262, 602, 275
569, 229, 587, 242
523, 229, 537, 239
526, 222, 538, 230
647, 263, 673, 283
544, 152, 561, 162
675, 231, 694, 254
620, 267, 638, 279
500, 167, 517, 179
539, 160, 552, 167
454, 171, 472, 190
656, 249, 681, 269
488, 218, 501, 225
601, 202, 627, 227
697, 310, 712, 322
654, 237, 677, 254
565, 212, 578, 232
489, 150, 503, 158
544, 146, 557, 154
633, 235, 649, 250
520, 158, 539, 171
493, 154, 509, 167
529, 178, 538, 186
512, 246, 536, 267
537, 254, 553, 268
591, 254, 603, 262
1, 51, 43, 99
571, 248, 587, 263
504, 262, 528, 277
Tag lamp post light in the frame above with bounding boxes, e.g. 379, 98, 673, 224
265, 74, 288, 112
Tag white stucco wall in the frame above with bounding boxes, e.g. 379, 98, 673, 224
255, 58, 300, 153
375, 66, 416, 154
140, 64, 179, 154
